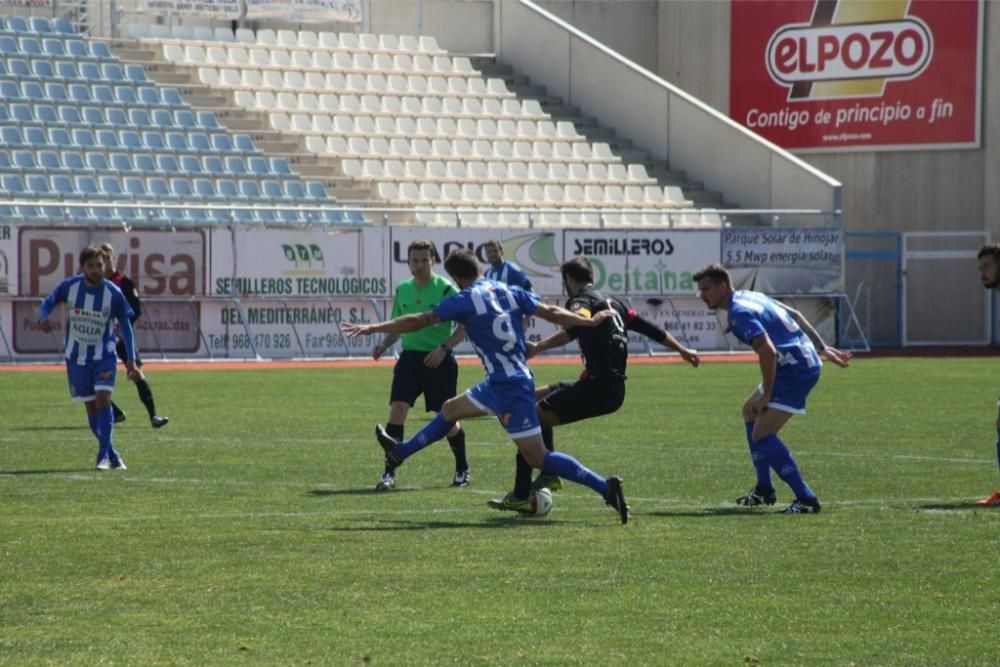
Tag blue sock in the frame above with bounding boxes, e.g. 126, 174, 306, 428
541, 451, 608, 496
754, 434, 815, 500
88, 413, 98, 438
746, 421, 773, 491
95, 407, 113, 461
396, 413, 454, 460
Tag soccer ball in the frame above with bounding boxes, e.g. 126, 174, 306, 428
528, 488, 553, 517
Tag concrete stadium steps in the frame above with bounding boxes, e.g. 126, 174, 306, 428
109, 38, 371, 203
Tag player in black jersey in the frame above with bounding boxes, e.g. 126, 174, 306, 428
487, 255, 700, 512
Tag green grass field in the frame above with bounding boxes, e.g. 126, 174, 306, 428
2, 357, 999, 666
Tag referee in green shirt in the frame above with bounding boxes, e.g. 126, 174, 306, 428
372, 240, 469, 491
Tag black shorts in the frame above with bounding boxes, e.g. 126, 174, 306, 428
390, 349, 458, 413
115, 338, 143, 367
537, 378, 626, 426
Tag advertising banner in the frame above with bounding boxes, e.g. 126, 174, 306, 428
245, 0, 362, 23
730, 0, 983, 151
11, 227, 206, 355
722, 227, 843, 293
142, 0, 242, 19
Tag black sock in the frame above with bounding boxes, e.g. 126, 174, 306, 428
447, 426, 468, 472
541, 426, 555, 452
111, 400, 125, 420
384, 423, 404, 475
135, 378, 156, 420
513, 452, 533, 499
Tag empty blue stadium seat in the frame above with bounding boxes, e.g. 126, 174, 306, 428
188, 132, 211, 153
56, 104, 80, 125
7, 58, 31, 78
248, 156, 270, 177
42, 38, 65, 58
128, 108, 152, 127
68, 83, 90, 103
0, 37, 17, 55
92, 84, 113, 104
211, 133, 233, 153
97, 129, 120, 150
13, 149, 42, 172
133, 154, 155, 172
1, 126, 24, 148
202, 155, 224, 174
271, 158, 293, 178
120, 130, 143, 151
2, 173, 25, 195
284, 180, 306, 200
78, 61, 101, 81
136, 86, 160, 106
174, 109, 196, 128
18, 37, 42, 57
23, 126, 46, 145
305, 181, 329, 200
10, 102, 33, 124
29, 17, 53, 34
114, 85, 137, 106
124, 65, 147, 83
157, 154, 180, 173
196, 110, 218, 129
26, 174, 52, 196
0, 149, 10, 170
53, 18, 75, 35
165, 132, 189, 153
233, 134, 257, 153
80, 105, 103, 125
86, 151, 110, 172
109, 152, 134, 173
151, 108, 174, 127
34, 104, 58, 125
44, 81, 67, 101
62, 151, 87, 174
5, 17, 28, 33
99, 175, 124, 198
238, 179, 262, 199
192, 178, 217, 199
261, 180, 285, 200
51, 174, 78, 198
216, 178, 240, 199
146, 176, 172, 199
225, 155, 247, 176
89, 41, 112, 60
0, 79, 20, 100
72, 128, 96, 149
21, 80, 43, 100
142, 131, 165, 151
160, 87, 183, 106
180, 154, 202, 174
123, 176, 146, 198
102, 63, 125, 81
171, 177, 194, 198
54, 60, 77, 79
38, 150, 60, 172
105, 107, 128, 127
32, 60, 55, 79
65, 40, 93, 60
74, 174, 100, 197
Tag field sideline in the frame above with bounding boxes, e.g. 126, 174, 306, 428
2, 357, 999, 665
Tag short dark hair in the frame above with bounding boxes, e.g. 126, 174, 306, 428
444, 248, 480, 281
407, 240, 437, 261
560, 256, 593, 284
978, 243, 1000, 261
692, 263, 732, 285
484, 240, 503, 252
79, 244, 105, 267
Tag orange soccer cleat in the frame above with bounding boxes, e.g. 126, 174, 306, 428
976, 490, 1000, 506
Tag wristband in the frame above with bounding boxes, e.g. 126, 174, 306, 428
440, 343, 450, 353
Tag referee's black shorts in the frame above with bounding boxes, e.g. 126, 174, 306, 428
390, 349, 458, 413
537, 378, 626, 426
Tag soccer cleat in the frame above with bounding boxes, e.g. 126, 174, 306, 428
780, 497, 822, 514
736, 487, 777, 507
151, 416, 169, 429
374, 424, 404, 467
96, 458, 112, 470
375, 472, 395, 492
530, 474, 562, 493
110, 457, 127, 471
113, 411, 127, 424
976, 490, 1000, 506
604, 476, 630, 524
486, 492, 533, 513
451, 469, 471, 487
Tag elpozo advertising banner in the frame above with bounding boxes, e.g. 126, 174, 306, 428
730, 0, 983, 151
245, 0, 362, 23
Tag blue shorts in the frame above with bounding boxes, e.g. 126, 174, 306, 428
465, 377, 541, 439
759, 367, 821, 415
66, 356, 118, 402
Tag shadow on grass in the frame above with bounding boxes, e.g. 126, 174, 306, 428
646, 507, 774, 518
7, 426, 86, 431
917, 502, 991, 511
327, 516, 556, 531
0, 468, 93, 476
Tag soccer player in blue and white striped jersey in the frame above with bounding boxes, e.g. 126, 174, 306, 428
483, 240, 534, 292
345, 248, 631, 523
39, 245, 139, 471
695, 263, 851, 514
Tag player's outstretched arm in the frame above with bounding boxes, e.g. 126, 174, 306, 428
784, 305, 851, 368
344, 311, 441, 338
626, 311, 699, 367
533, 303, 613, 329
526, 329, 572, 360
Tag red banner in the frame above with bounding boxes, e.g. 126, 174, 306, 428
730, 0, 982, 151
